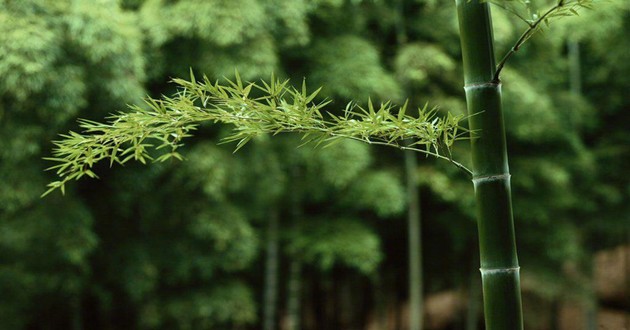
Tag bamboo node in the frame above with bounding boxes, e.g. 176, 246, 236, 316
463, 82, 501, 91
472, 173, 511, 184
480, 267, 520, 275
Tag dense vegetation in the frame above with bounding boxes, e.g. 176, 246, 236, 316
1, 0, 628, 329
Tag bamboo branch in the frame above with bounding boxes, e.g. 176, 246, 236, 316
493, 0, 593, 82
43, 74, 472, 196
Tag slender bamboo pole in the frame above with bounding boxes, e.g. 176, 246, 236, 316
397, 0, 424, 327
263, 209, 279, 330
286, 165, 303, 330
286, 260, 302, 330
454, 1, 523, 329
567, 39, 597, 330
405, 148, 423, 330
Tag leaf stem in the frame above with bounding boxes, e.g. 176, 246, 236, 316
330, 134, 473, 178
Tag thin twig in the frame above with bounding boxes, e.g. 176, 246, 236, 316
491, 1, 533, 27
335, 135, 473, 178
493, 2, 564, 82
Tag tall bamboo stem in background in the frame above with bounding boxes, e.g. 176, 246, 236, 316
405, 149, 423, 330
286, 166, 303, 330
567, 39, 597, 330
568, 40, 582, 95
465, 263, 482, 330
263, 209, 279, 330
286, 260, 301, 330
455, 1, 523, 328
568, 39, 582, 130
397, 1, 424, 327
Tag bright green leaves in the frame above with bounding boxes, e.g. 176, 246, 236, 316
66, 0, 146, 103
137, 0, 278, 80
485, 0, 593, 25
500, 69, 559, 141
67, 1, 142, 64
286, 218, 383, 274
394, 43, 457, 87
176, 143, 239, 200
346, 171, 407, 217
145, 0, 266, 47
552, 0, 629, 43
190, 207, 259, 272
263, 0, 311, 46
0, 12, 60, 101
184, 0, 265, 46
308, 36, 403, 101
300, 140, 371, 189
45, 73, 470, 195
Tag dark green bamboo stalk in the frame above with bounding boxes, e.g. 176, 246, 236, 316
465, 263, 482, 330
567, 39, 598, 330
286, 260, 301, 330
286, 165, 303, 330
455, 1, 523, 329
405, 149, 423, 330
396, 1, 424, 326
263, 209, 279, 330
568, 39, 582, 96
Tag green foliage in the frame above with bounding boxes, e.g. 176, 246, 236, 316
501, 68, 561, 141
176, 143, 241, 200
0, 198, 97, 328
491, 0, 595, 80
262, 0, 312, 46
300, 140, 372, 189
190, 206, 259, 272
286, 218, 383, 274
1, 0, 626, 328
395, 43, 456, 87
346, 170, 407, 217
44, 73, 470, 195
308, 36, 403, 101
0, 12, 60, 101
553, 0, 629, 42
139, 282, 257, 329
0, 2, 150, 326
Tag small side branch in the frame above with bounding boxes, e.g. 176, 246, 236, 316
493, 0, 592, 82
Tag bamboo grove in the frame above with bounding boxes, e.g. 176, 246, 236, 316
43, 0, 598, 328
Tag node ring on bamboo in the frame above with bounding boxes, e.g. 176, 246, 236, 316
472, 173, 511, 185
463, 81, 501, 92
480, 266, 520, 275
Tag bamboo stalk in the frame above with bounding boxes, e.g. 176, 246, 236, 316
263, 209, 279, 330
454, 1, 524, 328
398, 0, 423, 326
405, 148, 423, 330
286, 165, 303, 330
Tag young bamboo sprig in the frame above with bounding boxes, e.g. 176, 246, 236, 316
43, 72, 472, 196
491, 0, 594, 81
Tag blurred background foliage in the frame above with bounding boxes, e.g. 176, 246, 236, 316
0, 0, 628, 329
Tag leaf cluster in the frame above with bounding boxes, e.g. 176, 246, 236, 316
44, 72, 471, 196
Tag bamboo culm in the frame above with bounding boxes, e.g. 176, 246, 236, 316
455, 0, 524, 328
263, 209, 279, 330
405, 148, 423, 330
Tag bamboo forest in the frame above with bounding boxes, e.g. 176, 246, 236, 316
1, 0, 629, 329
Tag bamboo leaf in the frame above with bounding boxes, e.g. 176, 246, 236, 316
43, 75, 472, 195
